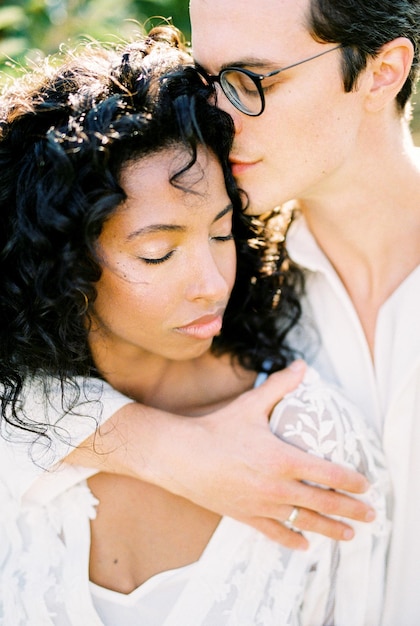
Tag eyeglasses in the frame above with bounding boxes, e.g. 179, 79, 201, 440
197, 44, 342, 117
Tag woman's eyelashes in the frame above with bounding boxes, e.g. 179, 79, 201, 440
211, 233, 234, 242
139, 250, 175, 265
137, 230, 234, 265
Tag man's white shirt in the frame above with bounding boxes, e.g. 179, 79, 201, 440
288, 213, 420, 626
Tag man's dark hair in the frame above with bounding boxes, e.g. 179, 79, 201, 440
307, 0, 420, 111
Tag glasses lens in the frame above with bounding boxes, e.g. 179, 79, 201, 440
220, 69, 262, 116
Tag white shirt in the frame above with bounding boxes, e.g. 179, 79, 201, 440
287, 214, 420, 626
0, 369, 389, 625
0, 377, 130, 502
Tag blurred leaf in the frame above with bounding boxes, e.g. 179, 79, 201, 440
0, 37, 27, 62
0, 6, 27, 31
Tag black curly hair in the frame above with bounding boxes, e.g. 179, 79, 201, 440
0, 26, 303, 435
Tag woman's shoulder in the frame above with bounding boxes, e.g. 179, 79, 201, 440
269, 366, 385, 479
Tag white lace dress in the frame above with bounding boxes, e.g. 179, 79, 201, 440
0, 368, 390, 626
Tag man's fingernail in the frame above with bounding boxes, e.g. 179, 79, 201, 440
365, 509, 376, 522
289, 360, 306, 373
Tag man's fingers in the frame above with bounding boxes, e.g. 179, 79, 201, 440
302, 484, 375, 523
239, 510, 357, 546
281, 442, 370, 494
273, 478, 375, 524
248, 360, 306, 413
244, 516, 309, 550
241, 508, 358, 545
281, 506, 356, 541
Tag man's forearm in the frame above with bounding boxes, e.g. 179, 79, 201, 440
64, 365, 375, 548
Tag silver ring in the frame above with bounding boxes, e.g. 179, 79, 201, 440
285, 506, 300, 527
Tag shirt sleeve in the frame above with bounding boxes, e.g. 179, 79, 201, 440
0, 376, 132, 500
269, 367, 390, 626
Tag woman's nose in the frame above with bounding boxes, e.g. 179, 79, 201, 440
185, 247, 233, 304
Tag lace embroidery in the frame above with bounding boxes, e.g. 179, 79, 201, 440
0, 370, 389, 625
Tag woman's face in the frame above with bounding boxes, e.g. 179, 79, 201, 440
89, 147, 237, 367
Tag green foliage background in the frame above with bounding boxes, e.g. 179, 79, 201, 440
0, 0, 418, 144
0, 0, 191, 75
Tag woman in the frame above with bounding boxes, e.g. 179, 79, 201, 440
0, 27, 388, 625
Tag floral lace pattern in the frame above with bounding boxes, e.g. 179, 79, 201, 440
163, 370, 390, 626
0, 369, 390, 625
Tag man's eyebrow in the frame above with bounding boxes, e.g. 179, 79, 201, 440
195, 59, 279, 74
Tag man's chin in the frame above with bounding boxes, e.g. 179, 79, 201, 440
243, 204, 270, 216
243, 194, 299, 217
242, 194, 282, 216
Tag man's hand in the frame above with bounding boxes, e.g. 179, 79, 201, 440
68, 361, 375, 550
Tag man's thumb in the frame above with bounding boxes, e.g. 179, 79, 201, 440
258, 360, 306, 411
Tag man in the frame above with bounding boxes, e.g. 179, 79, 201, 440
189, 0, 420, 623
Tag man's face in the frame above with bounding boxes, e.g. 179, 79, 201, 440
190, 0, 368, 214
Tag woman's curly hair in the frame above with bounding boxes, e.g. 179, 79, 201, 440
0, 25, 304, 434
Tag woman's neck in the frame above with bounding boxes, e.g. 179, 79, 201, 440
90, 340, 257, 416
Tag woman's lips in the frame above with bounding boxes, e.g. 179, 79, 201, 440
175, 313, 224, 340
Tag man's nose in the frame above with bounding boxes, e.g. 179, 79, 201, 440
214, 84, 244, 134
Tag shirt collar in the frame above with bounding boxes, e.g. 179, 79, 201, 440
287, 213, 334, 274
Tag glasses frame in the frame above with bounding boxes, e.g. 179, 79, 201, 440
198, 44, 343, 116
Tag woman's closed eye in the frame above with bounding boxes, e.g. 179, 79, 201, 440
138, 249, 176, 265
211, 232, 234, 242
210, 209, 234, 243
139, 231, 233, 264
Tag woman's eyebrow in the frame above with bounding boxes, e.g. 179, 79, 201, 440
213, 204, 233, 223
126, 224, 184, 241
126, 204, 233, 241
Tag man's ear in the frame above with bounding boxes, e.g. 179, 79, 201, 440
364, 37, 414, 112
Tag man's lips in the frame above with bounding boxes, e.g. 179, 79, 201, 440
229, 159, 259, 176
175, 313, 224, 340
